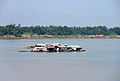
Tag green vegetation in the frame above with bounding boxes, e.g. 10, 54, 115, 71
0, 24, 120, 37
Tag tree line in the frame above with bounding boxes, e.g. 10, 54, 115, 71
0, 24, 120, 36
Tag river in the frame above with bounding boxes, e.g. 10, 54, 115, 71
0, 38, 120, 81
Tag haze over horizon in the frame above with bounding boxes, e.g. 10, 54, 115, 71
0, 0, 120, 27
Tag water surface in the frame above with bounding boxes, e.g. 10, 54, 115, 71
0, 39, 120, 81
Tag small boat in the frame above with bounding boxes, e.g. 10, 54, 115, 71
26, 43, 85, 52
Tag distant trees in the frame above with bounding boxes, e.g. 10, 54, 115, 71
0, 24, 120, 36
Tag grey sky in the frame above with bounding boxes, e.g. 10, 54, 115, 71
0, 0, 120, 27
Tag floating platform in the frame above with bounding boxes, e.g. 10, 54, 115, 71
21, 43, 85, 52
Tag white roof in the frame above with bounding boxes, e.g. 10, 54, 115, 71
34, 47, 46, 48
67, 45, 82, 48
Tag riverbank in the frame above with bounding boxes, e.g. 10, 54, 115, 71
0, 35, 120, 39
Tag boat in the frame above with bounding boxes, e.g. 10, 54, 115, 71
26, 43, 85, 52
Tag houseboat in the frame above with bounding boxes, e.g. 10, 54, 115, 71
26, 43, 85, 52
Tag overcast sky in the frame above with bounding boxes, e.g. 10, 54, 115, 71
0, 0, 120, 27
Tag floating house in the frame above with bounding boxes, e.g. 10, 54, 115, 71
26, 43, 85, 52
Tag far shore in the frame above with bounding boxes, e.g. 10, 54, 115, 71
0, 35, 120, 39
